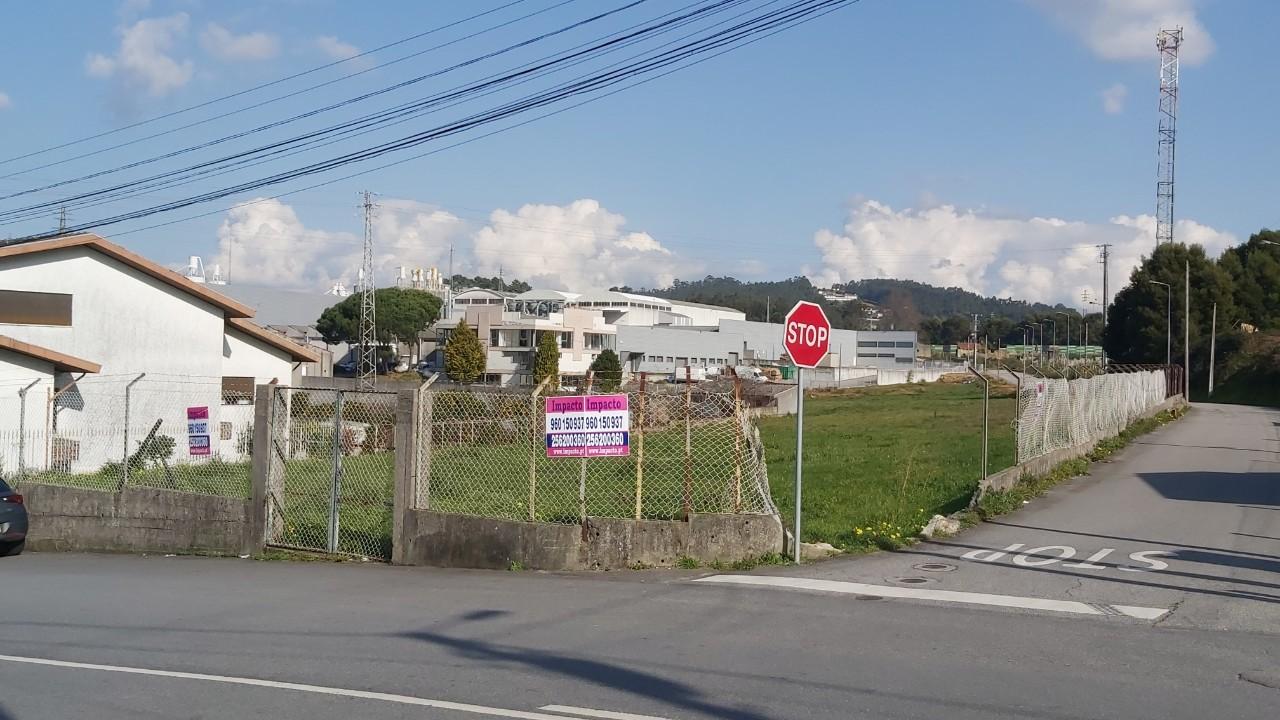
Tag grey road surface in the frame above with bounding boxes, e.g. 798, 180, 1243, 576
0, 403, 1276, 719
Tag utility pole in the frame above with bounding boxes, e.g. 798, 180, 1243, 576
1184, 259, 1190, 399
445, 241, 455, 319
765, 296, 771, 324
357, 191, 378, 392
1208, 302, 1217, 396
1098, 244, 1111, 366
1056, 312, 1070, 364
57, 207, 68, 234
1155, 27, 1183, 248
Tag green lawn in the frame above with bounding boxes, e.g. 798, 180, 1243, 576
757, 382, 1017, 550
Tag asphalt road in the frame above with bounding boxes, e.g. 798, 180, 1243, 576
1, 403, 1277, 719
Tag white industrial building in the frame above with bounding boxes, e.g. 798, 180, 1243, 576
0, 234, 320, 473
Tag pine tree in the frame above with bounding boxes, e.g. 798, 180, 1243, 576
533, 331, 560, 388
444, 319, 486, 384
588, 348, 623, 391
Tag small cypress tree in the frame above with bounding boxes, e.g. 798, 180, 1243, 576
444, 319, 486, 384
533, 330, 560, 388
589, 348, 623, 392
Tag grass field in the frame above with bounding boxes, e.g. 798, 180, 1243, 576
757, 382, 1017, 551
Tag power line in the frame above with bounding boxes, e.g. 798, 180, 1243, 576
0, 0, 537, 169
7, 0, 856, 244
5, 0, 838, 237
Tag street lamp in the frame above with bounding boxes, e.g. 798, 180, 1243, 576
1055, 311, 1071, 364
1150, 280, 1172, 366
1029, 322, 1043, 364
1045, 318, 1057, 362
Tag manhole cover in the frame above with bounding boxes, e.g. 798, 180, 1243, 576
889, 576, 932, 585
913, 562, 957, 573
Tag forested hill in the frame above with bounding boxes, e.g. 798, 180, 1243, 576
837, 278, 1066, 318
634, 275, 1065, 327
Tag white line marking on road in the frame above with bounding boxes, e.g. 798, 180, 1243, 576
693, 575, 1169, 620
0, 654, 584, 720
540, 705, 673, 720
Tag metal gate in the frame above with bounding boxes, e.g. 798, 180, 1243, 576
266, 386, 398, 559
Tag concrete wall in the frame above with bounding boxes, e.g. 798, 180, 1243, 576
978, 394, 1187, 498
396, 510, 784, 571
222, 327, 294, 386
18, 483, 261, 556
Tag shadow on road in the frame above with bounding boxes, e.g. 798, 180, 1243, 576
1138, 471, 1280, 506
984, 520, 1279, 559
401, 613, 771, 720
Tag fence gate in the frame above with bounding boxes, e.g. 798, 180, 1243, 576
266, 387, 398, 560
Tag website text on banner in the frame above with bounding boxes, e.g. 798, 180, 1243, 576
545, 394, 631, 458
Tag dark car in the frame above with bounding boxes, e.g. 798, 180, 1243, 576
0, 476, 27, 557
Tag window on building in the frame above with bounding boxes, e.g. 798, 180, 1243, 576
584, 332, 613, 350
560, 332, 573, 349
519, 329, 533, 346
895, 341, 914, 348
489, 330, 500, 347
878, 341, 896, 348
665, 356, 674, 363
0, 289, 73, 326
895, 357, 914, 364
857, 340, 876, 348
877, 353, 894, 358
856, 352, 877, 358
221, 376, 254, 405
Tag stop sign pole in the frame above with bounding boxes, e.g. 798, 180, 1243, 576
783, 301, 831, 563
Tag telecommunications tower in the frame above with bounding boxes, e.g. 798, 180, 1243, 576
357, 191, 378, 391
1155, 27, 1182, 248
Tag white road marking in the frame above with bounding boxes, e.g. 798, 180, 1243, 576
693, 575, 1169, 620
964, 543, 1172, 573
0, 654, 588, 720
540, 705, 673, 720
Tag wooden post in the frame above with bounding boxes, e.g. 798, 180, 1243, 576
580, 371, 594, 526
733, 375, 743, 513
529, 376, 551, 522
683, 365, 692, 521
634, 373, 646, 519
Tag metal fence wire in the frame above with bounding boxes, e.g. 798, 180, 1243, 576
1014, 367, 1170, 462
0, 374, 253, 498
265, 387, 398, 559
415, 381, 777, 523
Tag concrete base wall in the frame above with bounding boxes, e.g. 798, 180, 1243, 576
979, 394, 1187, 496
20, 483, 261, 556
398, 510, 784, 571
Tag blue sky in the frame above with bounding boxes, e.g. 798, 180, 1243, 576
0, 0, 1272, 306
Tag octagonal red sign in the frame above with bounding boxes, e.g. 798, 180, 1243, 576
783, 301, 831, 369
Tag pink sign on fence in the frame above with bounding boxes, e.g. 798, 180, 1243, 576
544, 394, 630, 458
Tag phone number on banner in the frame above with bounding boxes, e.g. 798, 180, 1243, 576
546, 431, 630, 457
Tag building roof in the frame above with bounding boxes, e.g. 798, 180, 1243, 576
569, 289, 672, 308
513, 289, 580, 302
219, 284, 344, 326
0, 334, 101, 373
666, 298, 744, 314
0, 233, 255, 318
226, 318, 324, 363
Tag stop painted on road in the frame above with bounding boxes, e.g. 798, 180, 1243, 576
961, 544, 1171, 572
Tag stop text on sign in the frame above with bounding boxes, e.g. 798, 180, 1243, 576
545, 394, 630, 458
786, 322, 828, 348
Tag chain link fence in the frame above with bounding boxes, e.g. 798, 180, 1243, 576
265, 387, 398, 559
0, 374, 253, 498
1013, 365, 1175, 462
415, 377, 776, 524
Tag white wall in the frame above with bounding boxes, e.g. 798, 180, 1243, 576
0, 353, 55, 474
0, 247, 226, 378
222, 328, 294, 386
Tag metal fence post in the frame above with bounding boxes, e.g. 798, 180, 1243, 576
635, 373, 646, 519
683, 366, 693, 521
328, 390, 345, 554
966, 366, 989, 484
529, 376, 550, 522
120, 373, 146, 491
579, 371, 594, 526
733, 375, 743, 513
17, 379, 39, 480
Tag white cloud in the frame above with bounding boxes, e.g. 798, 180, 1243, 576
1031, 0, 1214, 66
811, 200, 1236, 308
118, 0, 151, 19
0, 92, 10, 111
315, 35, 367, 64
201, 23, 279, 62
85, 13, 194, 97
216, 198, 463, 290
1101, 82, 1128, 114
472, 199, 685, 290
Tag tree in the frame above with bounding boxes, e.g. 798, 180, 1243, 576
1219, 230, 1280, 331
532, 330, 560, 388
588, 348, 623, 391
317, 288, 442, 347
444, 319, 486, 383
449, 274, 531, 293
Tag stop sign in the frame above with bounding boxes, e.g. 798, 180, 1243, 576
784, 301, 831, 368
